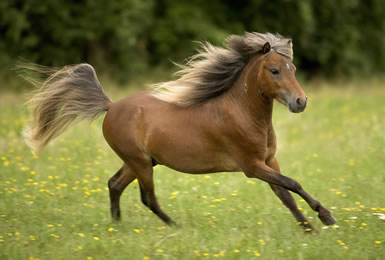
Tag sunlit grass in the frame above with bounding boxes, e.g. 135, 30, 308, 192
0, 81, 384, 259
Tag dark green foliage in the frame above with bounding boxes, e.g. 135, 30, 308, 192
0, 0, 154, 82
0, 0, 384, 86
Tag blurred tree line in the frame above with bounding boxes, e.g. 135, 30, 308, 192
0, 0, 384, 85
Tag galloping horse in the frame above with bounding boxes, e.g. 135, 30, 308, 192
23, 32, 336, 231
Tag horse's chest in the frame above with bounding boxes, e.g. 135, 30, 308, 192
249, 127, 277, 161
265, 129, 277, 160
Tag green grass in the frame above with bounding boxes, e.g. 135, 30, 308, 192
1, 81, 384, 260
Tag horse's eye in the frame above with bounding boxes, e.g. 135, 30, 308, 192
270, 69, 280, 75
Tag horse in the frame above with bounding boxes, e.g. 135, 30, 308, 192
22, 32, 336, 232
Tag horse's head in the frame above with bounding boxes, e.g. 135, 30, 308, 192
257, 42, 307, 113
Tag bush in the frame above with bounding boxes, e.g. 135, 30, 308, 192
0, 0, 384, 88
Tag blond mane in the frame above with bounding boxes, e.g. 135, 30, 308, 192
152, 32, 293, 106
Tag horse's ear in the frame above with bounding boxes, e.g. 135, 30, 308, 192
262, 42, 271, 54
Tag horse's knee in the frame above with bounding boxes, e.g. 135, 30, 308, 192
278, 175, 300, 192
290, 179, 302, 192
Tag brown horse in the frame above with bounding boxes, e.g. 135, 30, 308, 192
23, 32, 336, 232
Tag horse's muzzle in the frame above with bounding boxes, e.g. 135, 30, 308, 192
288, 96, 307, 113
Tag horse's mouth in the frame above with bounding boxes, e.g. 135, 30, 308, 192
279, 93, 307, 113
288, 103, 306, 113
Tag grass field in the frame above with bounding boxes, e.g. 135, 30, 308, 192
0, 80, 384, 259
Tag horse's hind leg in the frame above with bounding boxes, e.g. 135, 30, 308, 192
132, 159, 175, 225
108, 163, 136, 221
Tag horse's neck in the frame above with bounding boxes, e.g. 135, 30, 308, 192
221, 57, 274, 127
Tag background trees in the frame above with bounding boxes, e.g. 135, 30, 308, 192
1, 0, 384, 84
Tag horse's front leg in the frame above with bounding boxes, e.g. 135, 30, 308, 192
243, 160, 336, 226
266, 158, 314, 231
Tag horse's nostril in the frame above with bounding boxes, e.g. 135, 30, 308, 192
296, 97, 307, 107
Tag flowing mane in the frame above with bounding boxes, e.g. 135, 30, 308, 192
152, 32, 293, 106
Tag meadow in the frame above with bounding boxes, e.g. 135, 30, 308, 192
0, 80, 384, 259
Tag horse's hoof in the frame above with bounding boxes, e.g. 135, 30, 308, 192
297, 221, 317, 234
319, 214, 336, 225
111, 213, 121, 222
165, 219, 177, 226
111, 216, 121, 222
304, 227, 319, 235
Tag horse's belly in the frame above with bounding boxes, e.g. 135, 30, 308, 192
138, 96, 241, 173
147, 136, 240, 174
158, 151, 241, 174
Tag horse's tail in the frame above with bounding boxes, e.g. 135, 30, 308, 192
20, 63, 112, 154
